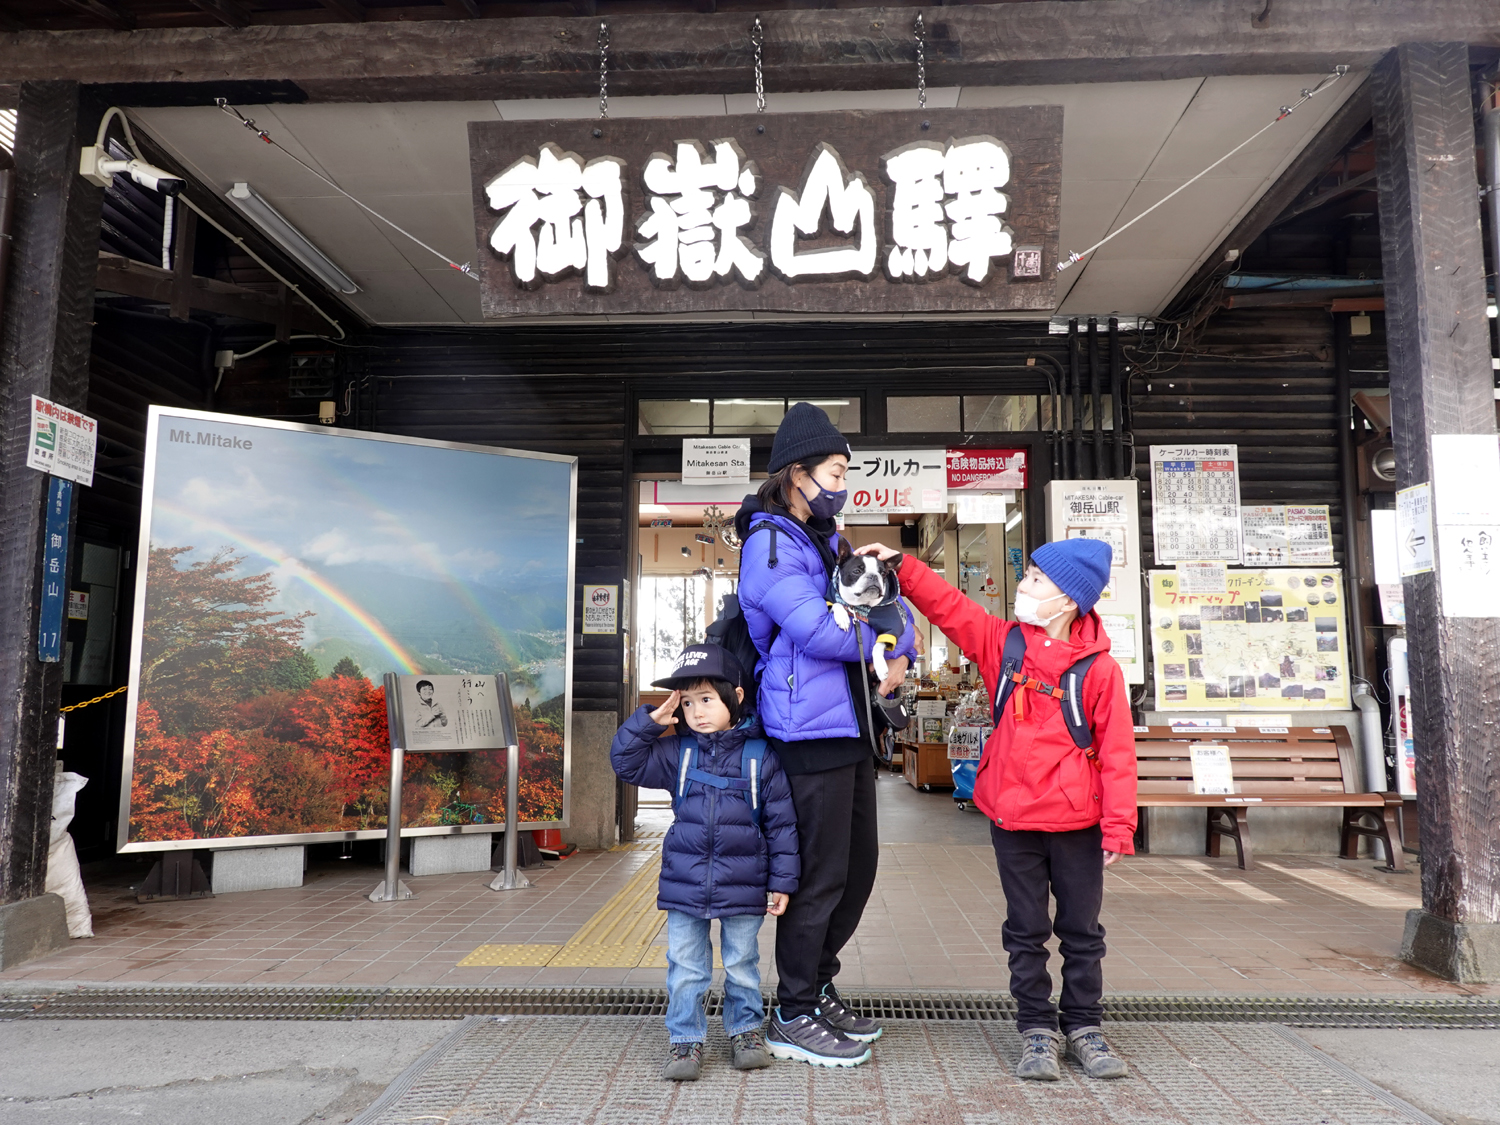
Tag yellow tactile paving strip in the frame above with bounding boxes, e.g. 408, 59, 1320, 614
459, 839, 675, 969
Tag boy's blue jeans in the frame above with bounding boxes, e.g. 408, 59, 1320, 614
664, 910, 766, 1043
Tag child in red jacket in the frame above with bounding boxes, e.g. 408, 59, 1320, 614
858, 537, 1136, 1082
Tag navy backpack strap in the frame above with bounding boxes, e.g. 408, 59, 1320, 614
741, 739, 768, 833
992, 626, 1030, 726
1061, 653, 1102, 755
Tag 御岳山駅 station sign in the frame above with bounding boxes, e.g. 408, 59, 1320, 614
468, 107, 1061, 318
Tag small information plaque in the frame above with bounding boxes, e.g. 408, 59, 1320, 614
390, 674, 513, 752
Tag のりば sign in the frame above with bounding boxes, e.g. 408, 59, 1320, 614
468, 108, 1061, 319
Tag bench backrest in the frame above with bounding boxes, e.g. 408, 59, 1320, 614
1134, 725, 1359, 796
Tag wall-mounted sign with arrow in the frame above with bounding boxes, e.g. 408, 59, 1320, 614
1397, 482, 1435, 577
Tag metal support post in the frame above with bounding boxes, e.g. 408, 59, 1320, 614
488, 673, 533, 892
369, 673, 413, 902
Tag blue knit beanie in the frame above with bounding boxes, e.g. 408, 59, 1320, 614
1031, 538, 1113, 616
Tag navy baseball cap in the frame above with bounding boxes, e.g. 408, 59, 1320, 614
651, 644, 746, 689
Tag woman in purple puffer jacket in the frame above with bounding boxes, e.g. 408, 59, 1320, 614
733, 403, 918, 1068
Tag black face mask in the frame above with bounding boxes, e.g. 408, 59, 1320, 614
800, 479, 848, 520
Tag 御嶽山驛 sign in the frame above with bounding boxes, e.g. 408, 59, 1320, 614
468, 108, 1061, 319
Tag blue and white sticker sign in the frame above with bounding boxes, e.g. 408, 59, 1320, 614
38, 477, 73, 663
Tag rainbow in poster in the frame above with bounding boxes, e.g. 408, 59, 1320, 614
119, 407, 576, 851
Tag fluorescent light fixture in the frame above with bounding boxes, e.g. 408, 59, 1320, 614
641, 504, 672, 514
225, 183, 359, 295
1005, 509, 1024, 531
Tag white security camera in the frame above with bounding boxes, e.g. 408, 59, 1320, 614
79, 146, 184, 196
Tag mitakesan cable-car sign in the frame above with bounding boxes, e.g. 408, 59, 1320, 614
468, 108, 1061, 318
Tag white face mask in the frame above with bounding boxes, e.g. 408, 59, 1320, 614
1014, 591, 1069, 627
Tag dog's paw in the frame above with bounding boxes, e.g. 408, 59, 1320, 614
831, 604, 851, 631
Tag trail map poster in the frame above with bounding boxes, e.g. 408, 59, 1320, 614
121, 407, 576, 852
1149, 568, 1350, 711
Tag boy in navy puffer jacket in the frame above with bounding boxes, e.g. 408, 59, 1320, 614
611, 645, 800, 1082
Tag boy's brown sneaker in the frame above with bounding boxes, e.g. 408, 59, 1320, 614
662, 1041, 704, 1081
1016, 1028, 1064, 1080
1066, 1026, 1128, 1079
730, 1028, 773, 1070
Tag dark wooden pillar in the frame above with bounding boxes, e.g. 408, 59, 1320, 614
1373, 43, 1500, 982
0, 82, 102, 963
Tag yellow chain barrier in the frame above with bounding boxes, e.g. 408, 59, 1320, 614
59, 685, 129, 713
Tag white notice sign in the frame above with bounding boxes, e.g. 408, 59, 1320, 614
1241, 505, 1335, 566
1189, 744, 1236, 795
681, 438, 751, 485
955, 492, 1009, 524
1431, 435, 1500, 617
1396, 483, 1434, 576
1150, 445, 1242, 564
583, 584, 619, 634
846, 449, 948, 515
27, 395, 98, 487
946, 724, 990, 761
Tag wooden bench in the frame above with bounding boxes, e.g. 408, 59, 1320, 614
1134, 725, 1404, 872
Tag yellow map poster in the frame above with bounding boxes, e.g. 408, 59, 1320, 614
1149, 568, 1350, 711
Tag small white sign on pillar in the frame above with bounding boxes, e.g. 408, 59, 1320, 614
27, 394, 98, 486
1430, 435, 1500, 617
583, 584, 619, 634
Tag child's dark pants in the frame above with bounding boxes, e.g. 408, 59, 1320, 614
989, 822, 1107, 1034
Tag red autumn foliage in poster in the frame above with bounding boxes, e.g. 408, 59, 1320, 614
128, 546, 565, 844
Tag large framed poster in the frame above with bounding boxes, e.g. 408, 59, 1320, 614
119, 407, 576, 852
1149, 568, 1350, 711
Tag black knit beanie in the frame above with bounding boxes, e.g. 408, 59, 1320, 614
768, 402, 852, 472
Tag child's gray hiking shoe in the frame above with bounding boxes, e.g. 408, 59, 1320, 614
766, 1010, 871, 1067
1067, 1026, 1128, 1079
1016, 1028, 1064, 1081
814, 983, 883, 1042
662, 1041, 704, 1081
730, 1028, 773, 1069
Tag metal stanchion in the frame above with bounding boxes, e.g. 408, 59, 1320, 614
487, 673, 533, 892
369, 673, 414, 902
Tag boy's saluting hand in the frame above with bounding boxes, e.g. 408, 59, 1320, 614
649, 691, 681, 729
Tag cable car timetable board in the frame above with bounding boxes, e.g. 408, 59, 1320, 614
119, 407, 576, 852
1149, 568, 1349, 711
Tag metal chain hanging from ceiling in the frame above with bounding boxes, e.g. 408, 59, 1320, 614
915, 13, 927, 111
598, 22, 610, 120
752, 17, 766, 114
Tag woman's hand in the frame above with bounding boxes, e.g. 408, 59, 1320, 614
648, 691, 681, 729
767, 892, 789, 917
877, 654, 910, 697
855, 542, 902, 563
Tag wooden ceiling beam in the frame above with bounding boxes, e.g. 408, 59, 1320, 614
95, 252, 328, 332
3, 0, 1499, 99
185, 0, 252, 27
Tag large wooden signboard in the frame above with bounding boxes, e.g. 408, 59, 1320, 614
468, 107, 1061, 318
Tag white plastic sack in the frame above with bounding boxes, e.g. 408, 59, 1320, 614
45, 771, 93, 939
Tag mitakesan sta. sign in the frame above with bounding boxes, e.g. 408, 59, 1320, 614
468, 108, 1061, 318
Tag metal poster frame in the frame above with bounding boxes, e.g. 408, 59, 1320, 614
117, 405, 578, 853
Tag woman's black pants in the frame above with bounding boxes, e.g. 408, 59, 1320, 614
773, 757, 879, 1018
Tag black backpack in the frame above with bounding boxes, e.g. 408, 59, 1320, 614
704, 523, 779, 694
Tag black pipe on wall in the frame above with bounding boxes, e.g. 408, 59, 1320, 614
1109, 317, 1126, 479
1088, 317, 1104, 478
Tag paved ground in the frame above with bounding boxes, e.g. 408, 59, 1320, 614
5, 773, 1487, 998
1300, 1029, 1500, 1125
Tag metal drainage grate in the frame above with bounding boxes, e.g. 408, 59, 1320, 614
2, 985, 1496, 1028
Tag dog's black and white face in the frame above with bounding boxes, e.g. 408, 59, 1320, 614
835, 542, 892, 607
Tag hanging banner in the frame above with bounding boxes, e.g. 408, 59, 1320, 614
28, 395, 97, 487
469, 108, 1062, 319
38, 477, 73, 663
1149, 568, 1350, 711
1240, 505, 1335, 566
946, 448, 1028, 490
846, 449, 948, 515
1150, 444, 1242, 564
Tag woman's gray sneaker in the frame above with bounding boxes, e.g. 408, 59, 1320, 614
814, 984, 883, 1042
766, 1010, 872, 1067
1066, 1027, 1128, 1079
1016, 1028, 1064, 1081
730, 1029, 773, 1070
662, 1041, 704, 1081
